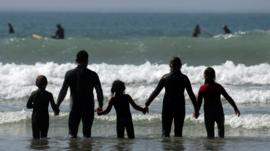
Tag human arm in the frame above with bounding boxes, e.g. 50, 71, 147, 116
98, 98, 113, 115
49, 93, 59, 115
185, 76, 197, 113
26, 93, 34, 109
221, 86, 240, 116
127, 95, 146, 113
145, 77, 165, 107
56, 72, 69, 107
195, 90, 203, 118
94, 74, 104, 109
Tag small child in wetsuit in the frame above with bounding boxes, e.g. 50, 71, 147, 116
97, 80, 147, 138
26, 75, 59, 139
195, 67, 240, 138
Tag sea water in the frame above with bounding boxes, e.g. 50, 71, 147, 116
0, 12, 270, 150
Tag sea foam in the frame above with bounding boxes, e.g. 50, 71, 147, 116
0, 61, 269, 104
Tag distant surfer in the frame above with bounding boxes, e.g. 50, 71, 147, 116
223, 25, 231, 34
8, 23, 15, 34
52, 24, 65, 39
192, 24, 201, 37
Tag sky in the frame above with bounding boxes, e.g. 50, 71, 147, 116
0, 0, 270, 13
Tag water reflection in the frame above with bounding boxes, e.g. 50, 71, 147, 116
30, 139, 49, 150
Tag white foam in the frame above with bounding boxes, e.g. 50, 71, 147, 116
0, 61, 270, 104
186, 114, 270, 129
1, 111, 270, 130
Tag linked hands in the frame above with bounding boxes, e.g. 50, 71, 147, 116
96, 107, 103, 116
234, 108, 240, 117
193, 111, 200, 119
142, 106, 149, 114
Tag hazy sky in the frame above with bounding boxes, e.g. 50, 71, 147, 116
1, 0, 270, 13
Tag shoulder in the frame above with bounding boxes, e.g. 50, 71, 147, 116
181, 73, 189, 80
124, 94, 132, 99
65, 69, 76, 77
45, 90, 53, 97
161, 73, 171, 79
199, 84, 207, 92
86, 68, 99, 77
215, 82, 224, 91
30, 90, 38, 97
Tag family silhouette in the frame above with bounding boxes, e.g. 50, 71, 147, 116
26, 50, 240, 139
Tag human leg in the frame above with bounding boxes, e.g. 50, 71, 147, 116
117, 119, 125, 138
162, 112, 173, 137
174, 111, 185, 137
216, 115, 225, 138
125, 119, 135, 139
68, 110, 81, 138
31, 114, 40, 139
204, 115, 215, 138
82, 111, 94, 138
40, 114, 49, 138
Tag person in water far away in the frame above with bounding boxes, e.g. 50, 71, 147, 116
98, 80, 147, 138
223, 25, 231, 34
52, 24, 65, 39
8, 23, 15, 34
145, 56, 197, 137
195, 67, 240, 138
56, 50, 104, 138
26, 75, 59, 139
192, 24, 201, 37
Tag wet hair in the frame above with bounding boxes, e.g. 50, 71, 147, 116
204, 67, 216, 83
36, 75, 47, 89
111, 80, 126, 95
76, 50, 88, 64
169, 56, 182, 70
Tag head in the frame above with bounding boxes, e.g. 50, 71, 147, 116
169, 56, 182, 71
204, 67, 216, 83
111, 80, 126, 95
57, 24, 61, 29
76, 50, 88, 65
36, 75, 47, 89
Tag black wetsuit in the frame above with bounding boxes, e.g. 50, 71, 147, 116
192, 26, 201, 37
8, 24, 15, 34
146, 70, 196, 137
100, 94, 144, 138
26, 89, 58, 139
54, 27, 65, 39
223, 26, 231, 34
57, 65, 103, 138
197, 82, 238, 138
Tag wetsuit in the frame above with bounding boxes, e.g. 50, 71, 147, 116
100, 94, 144, 138
192, 26, 201, 37
57, 65, 103, 138
223, 26, 231, 34
197, 82, 238, 138
145, 70, 196, 137
53, 27, 65, 39
26, 89, 58, 139
8, 24, 15, 34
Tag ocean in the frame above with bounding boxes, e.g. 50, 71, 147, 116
0, 12, 270, 150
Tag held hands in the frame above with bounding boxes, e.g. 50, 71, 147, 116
234, 108, 240, 117
193, 111, 200, 119
142, 106, 149, 114
54, 107, 60, 116
95, 107, 103, 116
